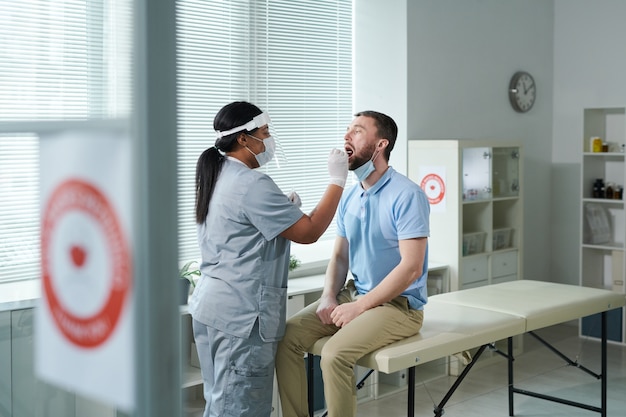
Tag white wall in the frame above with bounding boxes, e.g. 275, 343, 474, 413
552, 0, 626, 285
354, 0, 626, 287
404, 0, 554, 283
289, 0, 409, 267
354, 0, 408, 174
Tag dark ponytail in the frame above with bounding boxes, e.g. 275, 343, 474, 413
195, 101, 264, 224
195, 147, 224, 223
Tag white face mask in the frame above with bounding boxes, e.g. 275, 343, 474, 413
353, 159, 375, 182
246, 134, 276, 167
353, 148, 381, 182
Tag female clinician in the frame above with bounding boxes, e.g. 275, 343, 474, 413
188, 101, 348, 417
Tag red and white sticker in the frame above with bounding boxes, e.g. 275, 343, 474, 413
41, 178, 131, 348
420, 173, 446, 205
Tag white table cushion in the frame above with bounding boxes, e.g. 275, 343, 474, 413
309, 300, 524, 373
431, 280, 626, 331
308, 280, 625, 374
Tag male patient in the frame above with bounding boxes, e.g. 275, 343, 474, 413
276, 110, 430, 417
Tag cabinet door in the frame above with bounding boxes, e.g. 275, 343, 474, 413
491, 251, 518, 279
11, 309, 75, 417
460, 256, 488, 288
492, 147, 520, 198
462, 147, 491, 201
1, 311, 10, 416
287, 295, 305, 318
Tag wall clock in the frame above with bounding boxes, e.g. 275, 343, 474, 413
508, 71, 536, 113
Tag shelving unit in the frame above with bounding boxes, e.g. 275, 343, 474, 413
407, 140, 523, 374
580, 107, 626, 344
407, 140, 523, 292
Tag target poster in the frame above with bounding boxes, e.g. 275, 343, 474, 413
417, 166, 447, 213
36, 129, 134, 412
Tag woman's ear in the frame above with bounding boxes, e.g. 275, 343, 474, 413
236, 133, 248, 147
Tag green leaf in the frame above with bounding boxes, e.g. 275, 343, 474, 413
179, 260, 200, 288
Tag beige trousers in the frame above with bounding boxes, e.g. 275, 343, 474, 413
275, 282, 424, 417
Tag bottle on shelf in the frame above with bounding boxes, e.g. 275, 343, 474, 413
593, 178, 605, 198
591, 137, 603, 153
606, 182, 614, 199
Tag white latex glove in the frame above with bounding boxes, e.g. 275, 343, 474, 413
287, 190, 302, 208
327, 148, 348, 188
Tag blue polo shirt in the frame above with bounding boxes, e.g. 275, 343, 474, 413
336, 167, 430, 309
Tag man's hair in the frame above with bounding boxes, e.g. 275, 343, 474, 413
354, 110, 397, 160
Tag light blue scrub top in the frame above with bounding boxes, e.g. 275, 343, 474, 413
188, 157, 303, 341
337, 167, 430, 310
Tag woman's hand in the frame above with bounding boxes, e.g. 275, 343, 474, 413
316, 295, 339, 325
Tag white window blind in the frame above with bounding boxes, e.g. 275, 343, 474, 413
0, 0, 350, 283
0, 0, 131, 283
176, 0, 353, 263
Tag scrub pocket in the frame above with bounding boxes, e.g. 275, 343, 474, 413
224, 366, 273, 417
258, 285, 287, 342
223, 333, 276, 417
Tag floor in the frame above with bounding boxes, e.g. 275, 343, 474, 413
355, 323, 626, 417
186, 323, 626, 417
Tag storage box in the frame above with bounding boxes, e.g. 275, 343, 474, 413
492, 228, 512, 250
462, 232, 486, 256
584, 203, 611, 244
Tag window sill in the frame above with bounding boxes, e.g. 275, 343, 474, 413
288, 259, 328, 279
0, 279, 40, 312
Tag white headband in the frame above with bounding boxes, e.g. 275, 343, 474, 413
216, 112, 271, 139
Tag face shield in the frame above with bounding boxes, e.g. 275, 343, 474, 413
215, 111, 287, 169
216, 112, 272, 138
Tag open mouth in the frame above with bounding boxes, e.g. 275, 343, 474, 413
345, 146, 354, 160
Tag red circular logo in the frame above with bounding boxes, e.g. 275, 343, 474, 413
420, 173, 446, 205
41, 179, 131, 348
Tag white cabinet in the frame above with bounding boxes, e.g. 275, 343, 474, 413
0, 304, 119, 417
1, 311, 10, 415
580, 107, 626, 344
181, 311, 204, 416
461, 256, 489, 287
408, 140, 523, 291
408, 140, 524, 376
491, 251, 518, 284
10, 308, 78, 417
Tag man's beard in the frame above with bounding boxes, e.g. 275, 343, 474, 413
349, 143, 376, 171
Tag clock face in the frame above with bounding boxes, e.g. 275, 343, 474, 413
509, 71, 536, 113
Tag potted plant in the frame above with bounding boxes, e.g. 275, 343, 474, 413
179, 260, 200, 305
289, 255, 301, 272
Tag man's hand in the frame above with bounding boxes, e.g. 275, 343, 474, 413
329, 301, 365, 327
316, 296, 339, 325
